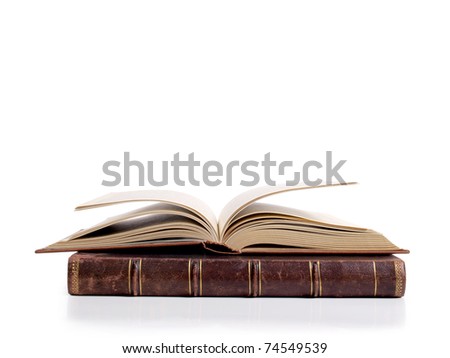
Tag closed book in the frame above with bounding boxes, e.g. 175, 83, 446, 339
68, 253, 406, 298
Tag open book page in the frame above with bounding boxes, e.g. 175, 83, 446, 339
227, 229, 398, 252
64, 203, 216, 241
218, 182, 357, 238
76, 190, 219, 241
225, 202, 368, 239
50, 213, 210, 251
222, 202, 400, 252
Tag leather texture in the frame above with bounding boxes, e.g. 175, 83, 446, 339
68, 253, 406, 297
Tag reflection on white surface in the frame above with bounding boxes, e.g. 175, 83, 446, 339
67, 296, 405, 329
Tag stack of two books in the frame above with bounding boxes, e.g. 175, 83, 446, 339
37, 184, 408, 297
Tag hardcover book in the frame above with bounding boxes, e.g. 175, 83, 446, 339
37, 183, 408, 255
68, 252, 406, 297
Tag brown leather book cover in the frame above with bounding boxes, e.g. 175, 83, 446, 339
68, 252, 406, 297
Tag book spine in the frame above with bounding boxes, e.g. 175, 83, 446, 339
68, 255, 406, 297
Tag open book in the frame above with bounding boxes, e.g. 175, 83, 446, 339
36, 183, 408, 254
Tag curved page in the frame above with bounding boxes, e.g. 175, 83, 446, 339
218, 182, 356, 237
67, 203, 215, 241
230, 202, 367, 232
76, 190, 218, 238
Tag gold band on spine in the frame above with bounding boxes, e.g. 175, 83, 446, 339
258, 260, 262, 296
317, 261, 322, 297
308, 261, 313, 297
247, 261, 251, 296
373, 261, 378, 297
71, 259, 80, 294
128, 259, 132, 295
199, 259, 203, 296
139, 258, 143, 296
394, 260, 404, 297
188, 259, 192, 296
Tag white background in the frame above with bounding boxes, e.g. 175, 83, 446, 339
1, 1, 449, 357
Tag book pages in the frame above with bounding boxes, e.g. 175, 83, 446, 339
76, 190, 218, 238
218, 182, 357, 237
